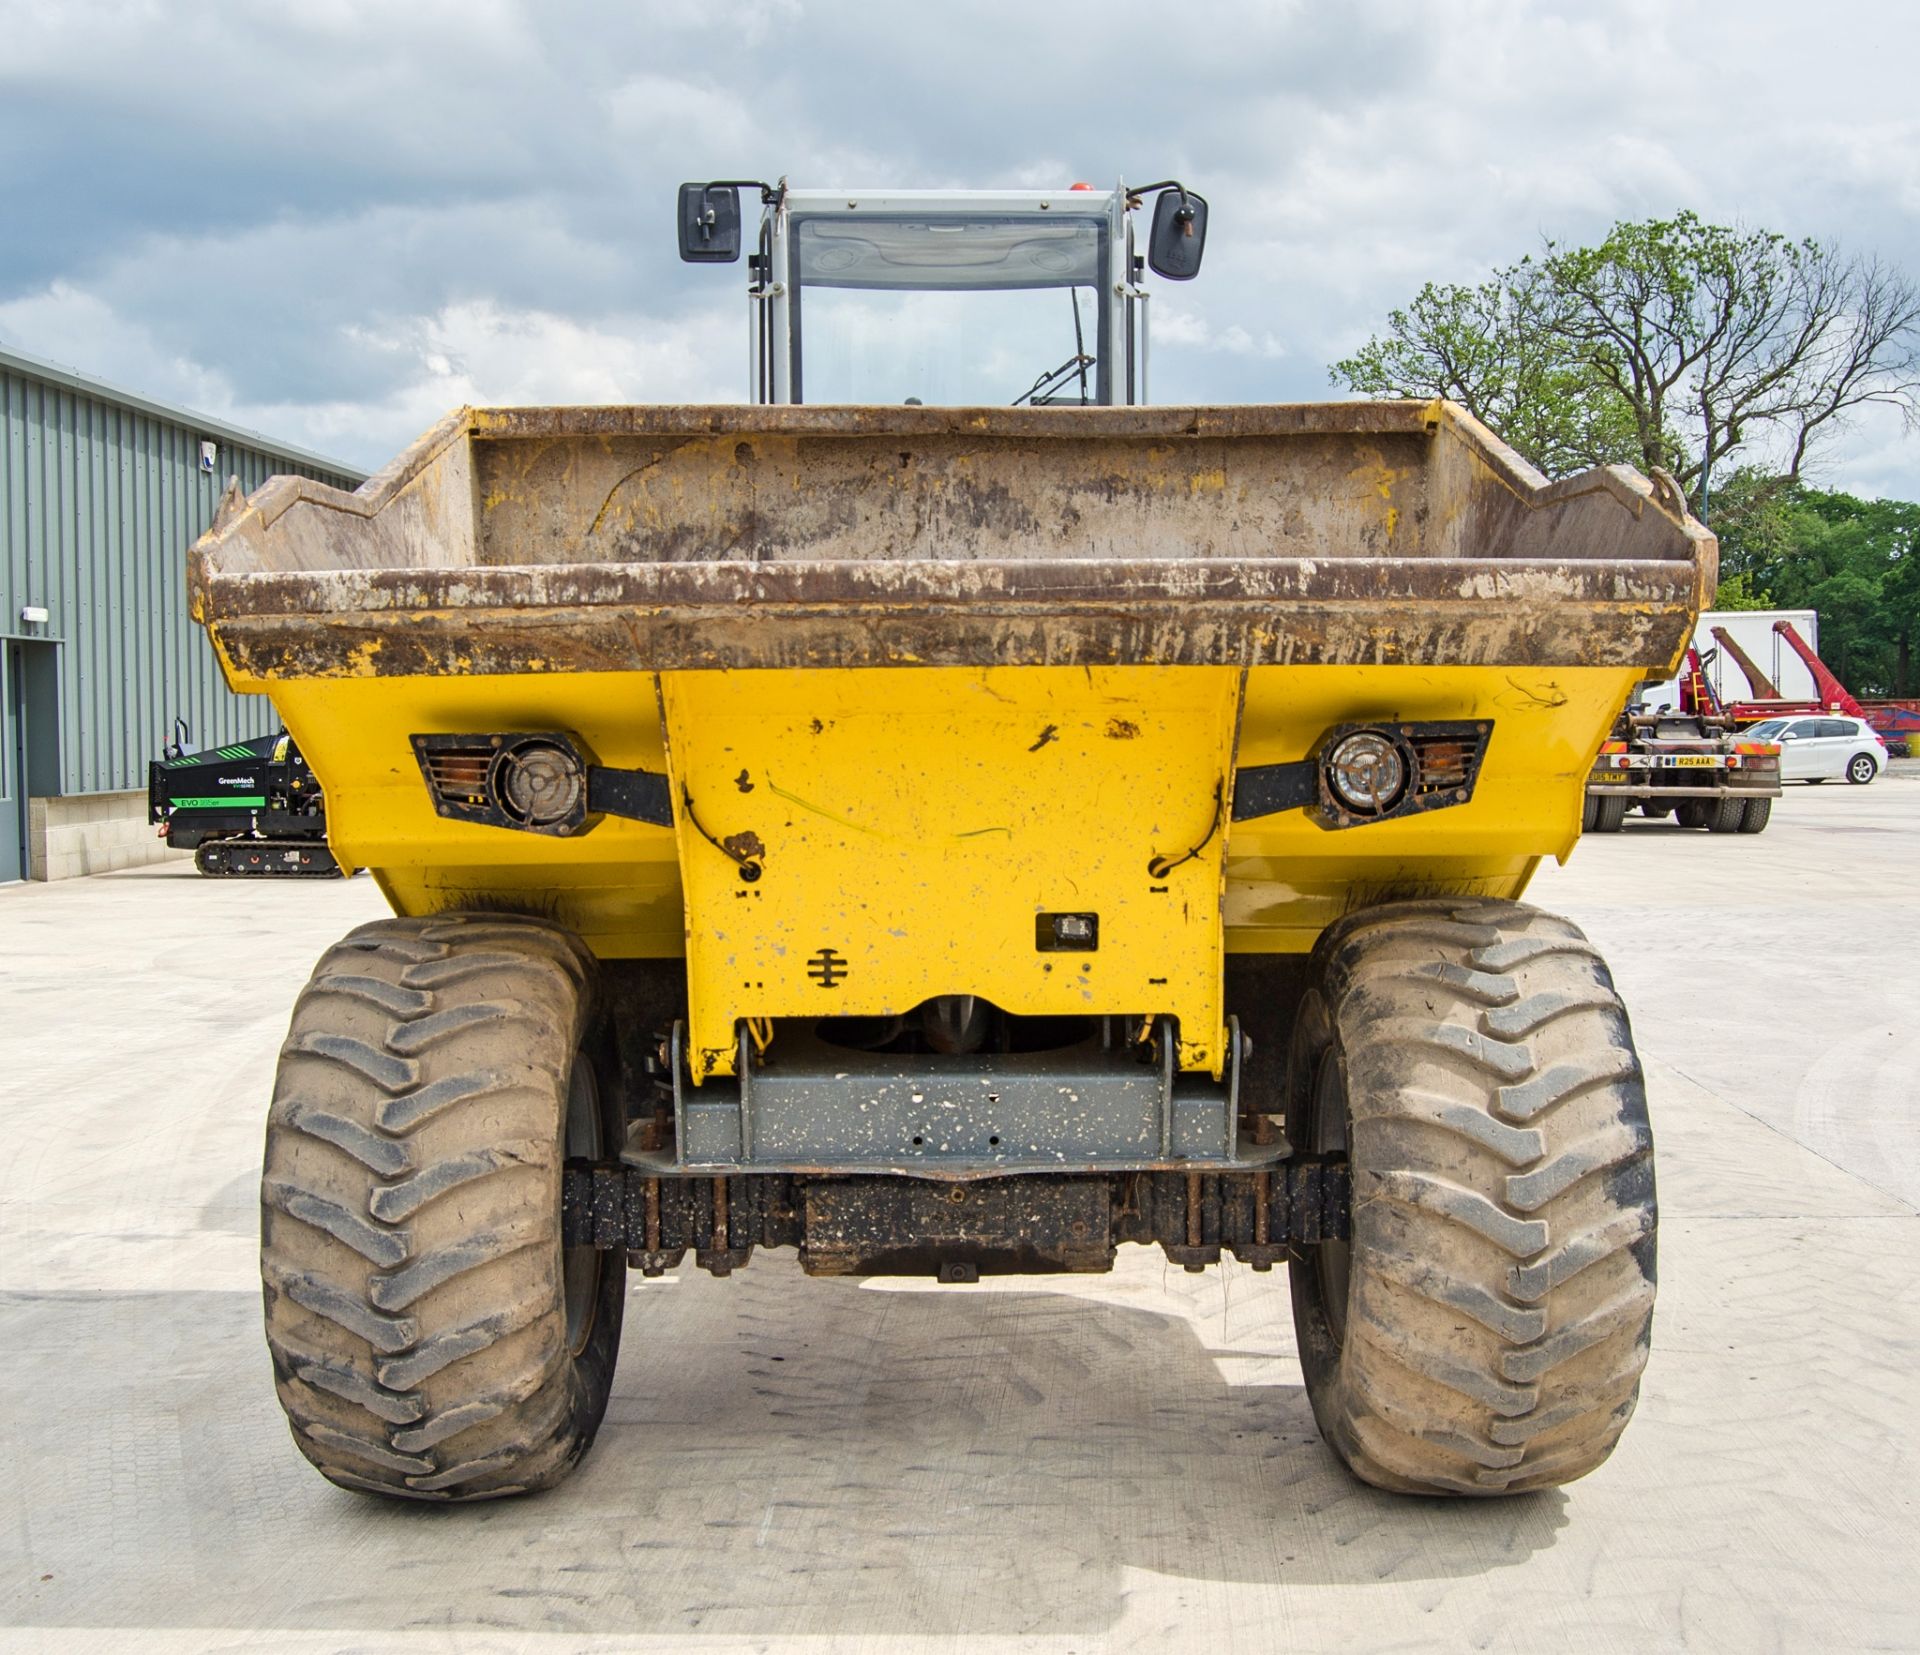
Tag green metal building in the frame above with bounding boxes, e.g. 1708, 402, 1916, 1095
1, 344, 364, 881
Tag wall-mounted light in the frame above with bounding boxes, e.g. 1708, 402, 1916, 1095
20, 605, 49, 625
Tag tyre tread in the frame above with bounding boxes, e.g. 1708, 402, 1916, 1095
1288, 897, 1657, 1497
261, 912, 618, 1503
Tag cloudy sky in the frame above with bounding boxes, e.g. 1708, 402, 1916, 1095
4, 0, 1918, 498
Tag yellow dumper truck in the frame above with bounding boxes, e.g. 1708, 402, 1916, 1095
191, 179, 1710, 1502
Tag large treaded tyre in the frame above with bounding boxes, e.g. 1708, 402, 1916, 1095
1738, 797, 1772, 834
260, 914, 625, 1501
1705, 796, 1746, 833
1286, 897, 1656, 1496
1588, 793, 1629, 833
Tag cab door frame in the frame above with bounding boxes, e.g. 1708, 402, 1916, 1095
0, 637, 63, 881
1776, 716, 1824, 781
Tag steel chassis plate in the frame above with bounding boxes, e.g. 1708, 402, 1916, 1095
630, 1017, 1285, 1180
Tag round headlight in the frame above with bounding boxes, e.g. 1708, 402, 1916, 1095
489, 737, 586, 831
1325, 730, 1407, 815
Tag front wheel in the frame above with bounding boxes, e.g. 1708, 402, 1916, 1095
1286, 898, 1656, 1495
261, 913, 625, 1501
1848, 753, 1879, 785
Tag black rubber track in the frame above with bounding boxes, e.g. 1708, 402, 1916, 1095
260, 913, 625, 1501
1287, 897, 1656, 1496
197, 837, 344, 877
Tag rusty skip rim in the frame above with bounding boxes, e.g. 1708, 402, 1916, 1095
198, 557, 1702, 677
198, 555, 1700, 621
475, 401, 1450, 439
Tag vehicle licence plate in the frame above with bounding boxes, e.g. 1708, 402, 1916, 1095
1668, 756, 1719, 767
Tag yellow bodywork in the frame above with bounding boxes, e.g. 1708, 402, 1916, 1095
192, 402, 1709, 1087
248, 658, 1638, 1082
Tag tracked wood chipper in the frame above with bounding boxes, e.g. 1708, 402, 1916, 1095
190, 178, 1709, 1503
147, 723, 342, 875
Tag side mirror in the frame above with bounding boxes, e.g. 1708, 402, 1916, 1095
1147, 189, 1208, 280
678, 183, 742, 263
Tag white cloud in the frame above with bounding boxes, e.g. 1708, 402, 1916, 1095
1152, 307, 1286, 361
0, 282, 232, 411
0, 283, 745, 470
0, 0, 1914, 494
1815, 401, 1920, 503
252, 297, 747, 463
340, 299, 745, 410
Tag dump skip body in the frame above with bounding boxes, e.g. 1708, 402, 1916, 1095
192, 400, 1710, 1079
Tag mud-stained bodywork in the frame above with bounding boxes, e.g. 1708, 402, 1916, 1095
194, 401, 1708, 676
189, 399, 1712, 1082
232, 173, 1692, 1505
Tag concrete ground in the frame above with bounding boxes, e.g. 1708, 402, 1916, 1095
3, 771, 1917, 1654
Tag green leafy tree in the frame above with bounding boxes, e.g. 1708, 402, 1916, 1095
1716, 481, 1920, 695
1710, 571, 1773, 611
1335, 213, 1920, 519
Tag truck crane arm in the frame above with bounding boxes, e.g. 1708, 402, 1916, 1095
1678, 645, 1723, 716
1710, 625, 1780, 699
1774, 620, 1868, 718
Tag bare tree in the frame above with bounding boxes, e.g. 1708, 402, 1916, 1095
1335, 212, 1920, 517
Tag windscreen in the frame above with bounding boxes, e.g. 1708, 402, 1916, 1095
793, 215, 1109, 406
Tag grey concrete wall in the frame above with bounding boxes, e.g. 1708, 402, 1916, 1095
28, 788, 185, 880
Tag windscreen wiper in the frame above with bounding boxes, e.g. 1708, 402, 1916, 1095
1012, 353, 1097, 406
1012, 289, 1095, 405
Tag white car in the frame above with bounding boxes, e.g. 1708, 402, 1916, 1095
1743, 715, 1888, 784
